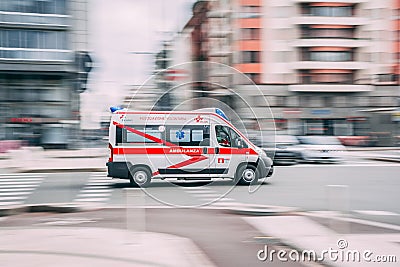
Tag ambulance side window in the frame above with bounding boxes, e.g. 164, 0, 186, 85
215, 125, 247, 148
166, 125, 210, 146
215, 125, 231, 147
229, 128, 248, 148
117, 125, 164, 146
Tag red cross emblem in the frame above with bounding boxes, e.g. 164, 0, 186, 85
194, 115, 203, 122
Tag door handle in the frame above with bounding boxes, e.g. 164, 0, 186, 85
215, 147, 219, 154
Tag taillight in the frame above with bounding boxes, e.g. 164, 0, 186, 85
108, 143, 113, 162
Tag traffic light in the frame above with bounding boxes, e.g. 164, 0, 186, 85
75, 51, 93, 93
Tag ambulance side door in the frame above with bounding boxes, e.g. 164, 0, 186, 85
211, 125, 248, 178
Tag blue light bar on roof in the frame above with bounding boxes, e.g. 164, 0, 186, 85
215, 108, 229, 121
110, 106, 124, 113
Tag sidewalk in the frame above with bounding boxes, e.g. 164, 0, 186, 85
0, 227, 215, 267
0, 147, 107, 173
245, 213, 400, 266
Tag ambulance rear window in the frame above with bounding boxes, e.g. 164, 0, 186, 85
116, 125, 164, 146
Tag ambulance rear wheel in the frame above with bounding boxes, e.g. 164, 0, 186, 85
129, 167, 151, 188
235, 164, 259, 185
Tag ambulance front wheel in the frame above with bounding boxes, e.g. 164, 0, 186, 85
235, 164, 259, 185
129, 166, 151, 188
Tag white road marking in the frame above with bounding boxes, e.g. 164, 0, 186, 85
0, 188, 35, 192
0, 181, 42, 185
75, 198, 110, 202
0, 196, 27, 201
0, 175, 43, 206
74, 174, 114, 204
86, 183, 113, 186
77, 193, 111, 198
0, 202, 22, 206
80, 189, 112, 193
0, 184, 40, 188
0, 178, 43, 182
0, 174, 43, 178
353, 210, 399, 216
0, 192, 32, 196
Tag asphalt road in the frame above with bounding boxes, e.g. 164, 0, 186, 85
0, 157, 399, 225
1, 208, 310, 267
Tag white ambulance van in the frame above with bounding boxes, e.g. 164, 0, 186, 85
106, 108, 273, 187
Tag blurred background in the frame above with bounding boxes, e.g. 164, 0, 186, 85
0, 2, 399, 266
0, 0, 399, 151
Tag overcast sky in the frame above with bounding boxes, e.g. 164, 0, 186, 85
81, 0, 195, 126
88, 0, 194, 93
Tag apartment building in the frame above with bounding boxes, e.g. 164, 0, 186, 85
205, 0, 399, 144
0, 0, 89, 148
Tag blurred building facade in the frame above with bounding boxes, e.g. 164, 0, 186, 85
174, 0, 399, 145
0, 0, 89, 148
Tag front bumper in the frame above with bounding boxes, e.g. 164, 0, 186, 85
259, 155, 274, 178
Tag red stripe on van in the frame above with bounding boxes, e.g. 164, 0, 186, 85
218, 148, 258, 155
113, 122, 177, 147
167, 155, 208, 169
114, 148, 204, 155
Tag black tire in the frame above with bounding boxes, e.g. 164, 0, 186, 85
235, 164, 259, 185
129, 166, 151, 188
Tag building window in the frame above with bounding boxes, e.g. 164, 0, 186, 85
246, 73, 260, 84
241, 51, 260, 63
0, 30, 68, 50
377, 74, 396, 83
0, 0, 67, 15
300, 26, 355, 39
300, 48, 354, 62
239, 5, 261, 18
310, 6, 353, 17
299, 70, 354, 84
241, 28, 260, 40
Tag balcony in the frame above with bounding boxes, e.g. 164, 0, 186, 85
292, 0, 367, 3
209, 46, 232, 57
293, 38, 368, 48
208, 9, 232, 18
289, 84, 373, 92
292, 61, 368, 70
0, 48, 73, 62
208, 27, 233, 38
0, 11, 70, 29
293, 16, 367, 26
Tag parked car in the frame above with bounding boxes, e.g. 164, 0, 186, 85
261, 135, 301, 165
296, 136, 346, 163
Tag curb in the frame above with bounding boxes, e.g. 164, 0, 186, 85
221, 204, 300, 216
0, 203, 95, 217
0, 203, 300, 217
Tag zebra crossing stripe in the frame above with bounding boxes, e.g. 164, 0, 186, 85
0, 184, 40, 188
0, 178, 43, 182
0, 181, 42, 185
0, 196, 27, 201
75, 198, 109, 202
77, 193, 111, 198
0, 188, 35, 192
0, 192, 32, 196
353, 210, 399, 216
0, 202, 22, 206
